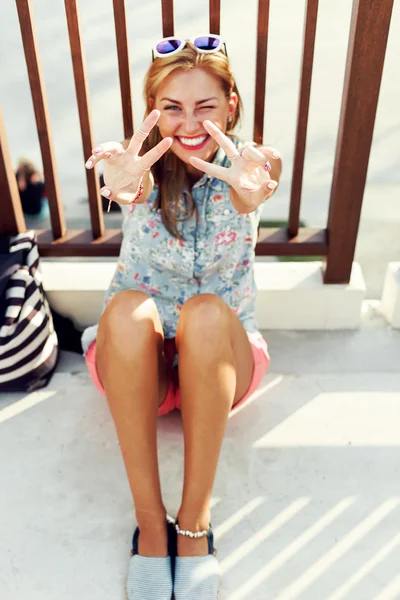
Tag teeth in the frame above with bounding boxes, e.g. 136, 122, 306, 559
178, 135, 208, 147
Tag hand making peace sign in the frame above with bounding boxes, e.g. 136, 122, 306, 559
189, 120, 280, 209
85, 110, 172, 206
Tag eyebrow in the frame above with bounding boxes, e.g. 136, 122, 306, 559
160, 97, 218, 105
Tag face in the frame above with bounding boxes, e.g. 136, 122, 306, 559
153, 68, 238, 174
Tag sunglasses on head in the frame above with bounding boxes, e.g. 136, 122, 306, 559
152, 34, 227, 60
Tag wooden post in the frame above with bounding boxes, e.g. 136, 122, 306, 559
15, 0, 66, 239
324, 0, 394, 283
209, 0, 220, 35
0, 107, 26, 236
161, 0, 174, 37
113, 0, 134, 140
65, 0, 104, 239
288, 0, 319, 238
253, 0, 270, 145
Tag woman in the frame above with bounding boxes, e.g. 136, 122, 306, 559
82, 35, 281, 600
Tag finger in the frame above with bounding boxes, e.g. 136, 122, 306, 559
265, 180, 278, 193
255, 145, 281, 159
189, 156, 228, 181
139, 137, 173, 170
127, 110, 161, 156
100, 187, 135, 206
241, 144, 267, 165
202, 120, 239, 159
85, 142, 124, 169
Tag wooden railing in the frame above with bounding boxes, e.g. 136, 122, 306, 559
0, 0, 395, 283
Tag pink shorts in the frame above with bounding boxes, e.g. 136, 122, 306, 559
85, 332, 270, 416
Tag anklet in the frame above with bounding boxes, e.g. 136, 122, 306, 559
175, 522, 209, 539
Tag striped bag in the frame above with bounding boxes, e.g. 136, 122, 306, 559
0, 231, 58, 392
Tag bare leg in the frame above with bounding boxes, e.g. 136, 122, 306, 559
96, 290, 170, 557
175, 294, 254, 556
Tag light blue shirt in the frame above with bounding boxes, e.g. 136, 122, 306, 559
82, 139, 263, 354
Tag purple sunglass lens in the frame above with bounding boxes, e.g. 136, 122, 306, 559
156, 39, 182, 54
194, 36, 220, 51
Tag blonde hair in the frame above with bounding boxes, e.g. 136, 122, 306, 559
142, 43, 243, 240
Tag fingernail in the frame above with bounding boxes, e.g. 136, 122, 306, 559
272, 151, 281, 158
101, 188, 111, 197
268, 181, 277, 190
93, 146, 103, 155
85, 160, 93, 169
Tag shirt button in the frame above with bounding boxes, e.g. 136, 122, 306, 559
224, 209, 230, 215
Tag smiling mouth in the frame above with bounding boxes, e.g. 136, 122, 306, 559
175, 135, 210, 150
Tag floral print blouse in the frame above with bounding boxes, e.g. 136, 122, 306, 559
81, 139, 263, 354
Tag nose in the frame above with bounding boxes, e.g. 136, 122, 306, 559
182, 112, 203, 135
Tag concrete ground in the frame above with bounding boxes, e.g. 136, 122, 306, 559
1, 301, 400, 600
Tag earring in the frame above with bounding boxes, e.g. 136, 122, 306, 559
228, 116, 233, 123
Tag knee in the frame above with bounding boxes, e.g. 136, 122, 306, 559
177, 294, 231, 343
100, 290, 160, 342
